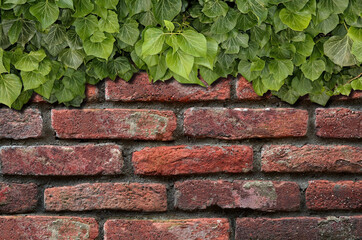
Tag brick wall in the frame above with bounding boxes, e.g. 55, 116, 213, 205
0, 73, 361, 239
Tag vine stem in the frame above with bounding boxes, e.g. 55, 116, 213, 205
346, 72, 362, 84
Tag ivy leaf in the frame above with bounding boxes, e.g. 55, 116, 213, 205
348, 27, 362, 42
236, 0, 268, 25
117, 20, 140, 46
99, 10, 120, 33
351, 41, 362, 62
284, 0, 309, 12
252, 78, 268, 96
142, 28, 165, 56
202, 0, 229, 18
269, 59, 294, 82
301, 59, 326, 81
200, 66, 220, 85
153, 0, 182, 23
63, 69, 86, 96
11, 90, 33, 111
17, 20, 37, 46
73, 15, 98, 40
177, 29, 207, 58
21, 71, 48, 90
324, 35, 358, 67
73, 0, 94, 18
14, 50, 46, 72
279, 8, 311, 31
211, 9, 239, 34
238, 60, 260, 81
8, 19, 22, 44
56, 0, 74, 9
295, 34, 315, 57
66, 29, 83, 49
236, 13, 258, 31
90, 31, 107, 42
221, 32, 249, 54
83, 34, 115, 59
351, 77, 362, 90
29, 0, 59, 29
164, 20, 175, 32
107, 57, 132, 80
317, 0, 349, 22
315, 14, 339, 35
125, 0, 152, 17
34, 78, 55, 99
0, 49, 7, 74
262, 74, 285, 91
95, 0, 118, 10
0, 74, 22, 107
194, 38, 218, 69
58, 48, 85, 69
273, 86, 300, 104
291, 76, 313, 96
309, 90, 330, 106
166, 50, 194, 79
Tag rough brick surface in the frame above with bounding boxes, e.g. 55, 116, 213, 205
261, 145, 362, 173
235, 216, 362, 240
316, 108, 361, 138
236, 76, 271, 100
0, 108, 42, 139
45, 183, 167, 212
0, 144, 123, 176
132, 145, 253, 175
0, 216, 98, 239
105, 72, 230, 102
184, 108, 308, 139
52, 109, 176, 140
104, 218, 230, 240
174, 180, 300, 212
306, 180, 362, 210
0, 183, 37, 213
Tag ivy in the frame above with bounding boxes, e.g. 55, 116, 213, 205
0, 0, 361, 109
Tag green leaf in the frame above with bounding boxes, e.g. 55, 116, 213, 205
315, 14, 339, 35
351, 41, 362, 62
309, 90, 330, 106
279, 8, 311, 31
14, 50, 46, 72
166, 50, 194, 79
73, 0, 94, 17
8, 19, 22, 44
73, 15, 98, 40
284, 0, 309, 12
252, 78, 268, 96
202, 0, 229, 18
95, 0, 118, 10
177, 29, 207, 57
250, 58, 265, 71
295, 34, 315, 56
200, 66, 220, 85
291, 75, 313, 95
324, 35, 358, 67
238, 60, 260, 81
273, 86, 300, 104
107, 57, 131, 80
62, 69, 86, 96
29, 0, 59, 29
236, 0, 269, 24
21, 71, 48, 90
83, 34, 115, 59
59, 48, 85, 69
99, 10, 120, 33
348, 27, 362, 42
269, 59, 294, 82
0, 49, 7, 74
43, 24, 67, 50
18, 20, 37, 46
221, 32, 249, 54
0, 74, 22, 107
153, 0, 182, 23
117, 20, 139, 45
56, 0, 74, 9
317, 0, 349, 22
142, 28, 165, 56
351, 77, 362, 90
211, 9, 239, 34
11, 90, 33, 111
194, 37, 218, 69
164, 20, 174, 32
90, 31, 107, 42
236, 13, 258, 31
262, 74, 285, 91
301, 59, 326, 81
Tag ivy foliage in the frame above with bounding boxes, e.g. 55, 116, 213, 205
0, 0, 361, 109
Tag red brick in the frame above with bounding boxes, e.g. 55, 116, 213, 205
315, 108, 361, 138
184, 108, 308, 139
105, 72, 230, 102
0, 144, 123, 176
104, 218, 230, 240
0, 108, 42, 139
0, 216, 98, 239
306, 180, 362, 210
236, 76, 271, 100
0, 183, 37, 213
174, 180, 300, 212
132, 145, 253, 175
235, 216, 362, 240
45, 183, 167, 212
261, 145, 362, 173
51, 109, 176, 140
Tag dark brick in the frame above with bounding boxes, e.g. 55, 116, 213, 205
0, 183, 37, 213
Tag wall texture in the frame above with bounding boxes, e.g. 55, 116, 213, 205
0, 73, 361, 239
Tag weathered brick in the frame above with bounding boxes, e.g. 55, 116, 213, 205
51, 109, 176, 140
0, 183, 37, 213
235, 216, 362, 240
261, 145, 362, 173
0, 144, 123, 176
316, 108, 361, 138
0, 216, 98, 239
104, 218, 230, 240
236, 76, 271, 100
45, 183, 167, 212
132, 145, 253, 175
306, 180, 362, 210
175, 180, 300, 212
0, 108, 42, 139
184, 108, 308, 139
105, 72, 230, 102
